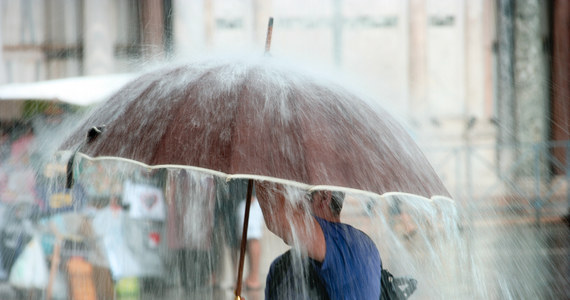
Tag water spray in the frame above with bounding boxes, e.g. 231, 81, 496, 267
235, 17, 274, 300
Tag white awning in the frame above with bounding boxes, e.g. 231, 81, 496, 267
0, 73, 135, 106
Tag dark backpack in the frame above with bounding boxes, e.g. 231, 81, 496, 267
266, 250, 329, 300
267, 250, 417, 300
380, 268, 417, 300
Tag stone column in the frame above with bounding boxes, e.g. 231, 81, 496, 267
495, 0, 516, 177
549, 0, 569, 175
514, 0, 549, 144
513, 0, 549, 176
84, 0, 115, 75
482, 0, 496, 117
45, 0, 83, 78
141, 0, 165, 60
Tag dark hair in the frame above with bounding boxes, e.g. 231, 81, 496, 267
310, 190, 345, 216
330, 191, 345, 215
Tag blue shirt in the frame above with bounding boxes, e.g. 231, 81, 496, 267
265, 217, 382, 299
311, 217, 382, 299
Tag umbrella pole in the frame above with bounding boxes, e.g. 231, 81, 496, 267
235, 179, 254, 300
236, 19, 272, 298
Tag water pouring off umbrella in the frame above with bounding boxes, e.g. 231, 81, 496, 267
61, 19, 450, 299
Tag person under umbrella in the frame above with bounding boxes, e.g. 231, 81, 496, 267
257, 183, 382, 300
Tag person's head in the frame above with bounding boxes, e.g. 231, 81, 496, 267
310, 190, 345, 221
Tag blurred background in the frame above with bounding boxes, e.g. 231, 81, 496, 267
1, 0, 568, 225
0, 0, 568, 299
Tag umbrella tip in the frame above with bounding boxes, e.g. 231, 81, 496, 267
264, 17, 274, 55
86, 125, 105, 143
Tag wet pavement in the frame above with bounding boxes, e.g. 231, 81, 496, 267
466, 219, 569, 299
151, 218, 570, 300
0, 212, 567, 299
186, 214, 570, 300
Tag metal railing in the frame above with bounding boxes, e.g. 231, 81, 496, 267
425, 140, 570, 225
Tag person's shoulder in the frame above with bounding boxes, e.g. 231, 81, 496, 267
338, 223, 379, 251
316, 218, 362, 234
318, 219, 375, 246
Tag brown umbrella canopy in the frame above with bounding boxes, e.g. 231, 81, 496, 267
63, 57, 449, 198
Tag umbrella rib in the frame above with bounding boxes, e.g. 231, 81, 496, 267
227, 69, 249, 174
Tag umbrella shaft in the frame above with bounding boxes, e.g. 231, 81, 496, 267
235, 179, 254, 298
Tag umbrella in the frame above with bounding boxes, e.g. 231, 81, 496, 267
63, 58, 449, 197
61, 55, 450, 299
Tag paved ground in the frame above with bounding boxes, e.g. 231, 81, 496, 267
219, 203, 570, 300
155, 215, 570, 300
0, 203, 567, 299
466, 219, 569, 299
